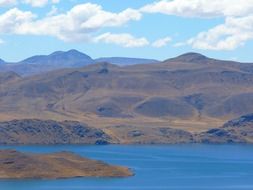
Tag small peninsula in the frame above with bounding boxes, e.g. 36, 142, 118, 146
0, 150, 132, 179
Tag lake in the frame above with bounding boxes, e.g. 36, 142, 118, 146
1, 145, 253, 190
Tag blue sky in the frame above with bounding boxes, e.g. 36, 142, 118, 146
0, 0, 253, 62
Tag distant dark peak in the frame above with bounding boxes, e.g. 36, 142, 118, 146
50, 49, 91, 59
67, 49, 82, 54
66, 49, 89, 57
179, 52, 207, 59
169, 52, 211, 63
49, 51, 64, 56
19, 49, 94, 68
0, 58, 6, 64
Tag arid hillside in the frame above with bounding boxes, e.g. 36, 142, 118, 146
0, 150, 132, 179
0, 52, 253, 143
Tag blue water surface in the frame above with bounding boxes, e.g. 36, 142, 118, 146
1, 144, 253, 190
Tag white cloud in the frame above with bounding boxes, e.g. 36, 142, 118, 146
3, 0, 252, 50
141, 0, 253, 18
22, 0, 59, 7
23, 0, 47, 7
94, 32, 149, 47
152, 36, 171, 47
0, 8, 35, 33
0, 3, 142, 42
141, 0, 253, 50
47, 5, 58, 16
0, 0, 16, 6
0, 0, 59, 7
187, 16, 253, 50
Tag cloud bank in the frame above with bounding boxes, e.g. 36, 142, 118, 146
142, 0, 253, 50
0, 0, 59, 7
0, 3, 142, 43
0, 0, 253, 50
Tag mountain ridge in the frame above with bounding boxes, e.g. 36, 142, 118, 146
0, 50, 161, 75
0, 52, 253, 144
167, 52, 210, 63
20, 49, 94, 66
2, 50, 252, 76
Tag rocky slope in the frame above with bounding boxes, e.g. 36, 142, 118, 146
0, 119, 195, 144
0, 150, 132, 179
1, 115, 253, 144
105, 125, 194, 144
196, 114, 253, 143
0, 120, 112, 145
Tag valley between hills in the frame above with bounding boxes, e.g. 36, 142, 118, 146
1, 50, 253, 144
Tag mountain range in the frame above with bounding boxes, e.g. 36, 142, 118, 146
0, 50, 159, 76
0, 50, 253, 144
